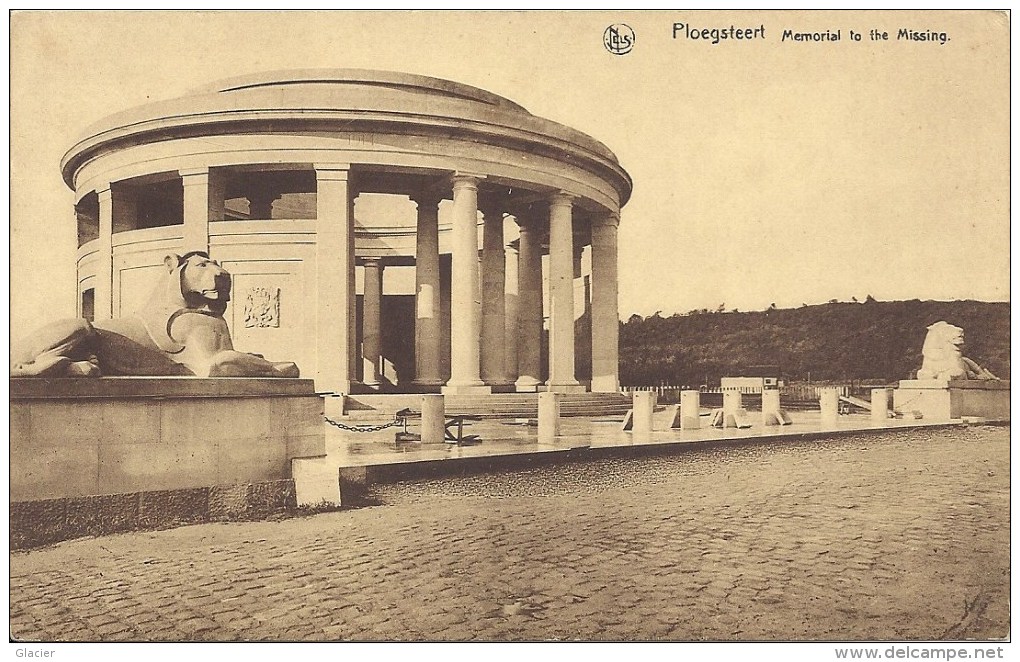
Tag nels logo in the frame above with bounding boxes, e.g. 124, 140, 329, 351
604, 23, 635, 55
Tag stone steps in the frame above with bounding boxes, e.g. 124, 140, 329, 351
341, 392, 632, 420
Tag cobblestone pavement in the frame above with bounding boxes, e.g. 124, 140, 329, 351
10, 426, 1009, 642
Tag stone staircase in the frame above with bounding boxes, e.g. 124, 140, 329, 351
342, 392, 632, 420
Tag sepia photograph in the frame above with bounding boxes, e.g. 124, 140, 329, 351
7, 9, 1011, 656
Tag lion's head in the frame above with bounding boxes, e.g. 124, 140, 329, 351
138, 252, 232, 354
916, 321, 967, 380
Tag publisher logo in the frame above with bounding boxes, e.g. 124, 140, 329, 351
604, 24, 635, 55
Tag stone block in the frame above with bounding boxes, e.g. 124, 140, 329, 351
271, 395, 325, 440
292, 458, 341, 507
93, 401, 161, 445
216, 437, 288, 484
245, 480, 295, 515
680, 390, 701, 430
208, 483, 253, 520
287, 433, 327, 460
10, 403, 31, 443
28, 401, 105, 446
65, 493, 140, 537
10, 499, 67, 549
11, 444, 99, 501
138, 488, 210, 529
99, 441, 218, 494
159, 398, 271, 445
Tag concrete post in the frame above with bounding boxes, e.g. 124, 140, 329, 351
590, 213, 620, 393
820, 387, 840, 424
444, 174, 489, 394
421, 394, 445, 445
479, 199, 508, 388
362, 258, 383, 388
680, 390, 701, 429
538, 391, 560, 440
547, 192, 581, 392
515, 216, 543, 392
314, 165, 355, 394
871, 388, 892, 422
632, 391, 655, 434
412, 193, 443, 390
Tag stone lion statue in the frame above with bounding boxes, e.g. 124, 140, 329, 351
915, 321, 997, 381
11, 252, 299, 378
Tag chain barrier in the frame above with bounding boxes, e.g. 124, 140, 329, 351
323, 408, 415, 433
324, 414, 404, 433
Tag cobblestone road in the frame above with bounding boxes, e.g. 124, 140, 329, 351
10, 426, 1009, 642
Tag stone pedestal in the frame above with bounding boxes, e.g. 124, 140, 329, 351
871, 388, 892, 422
894, 379, 1010, 421
538, 392, 560, 440
10, 377, 326, 507
680, 390, 701, 430
10, 377, 330, 548
819, 387, 840, 425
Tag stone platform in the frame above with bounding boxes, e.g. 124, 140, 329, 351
893, 379, 1010, 421
10, 377, 328, 548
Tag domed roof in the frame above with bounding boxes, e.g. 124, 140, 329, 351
60, 69, 631, 204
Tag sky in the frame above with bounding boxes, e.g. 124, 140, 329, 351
9, 10, 1010, 327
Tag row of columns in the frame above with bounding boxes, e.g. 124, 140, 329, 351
85, 166, 620, 396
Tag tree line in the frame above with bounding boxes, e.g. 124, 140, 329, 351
619, 299, 1009, 386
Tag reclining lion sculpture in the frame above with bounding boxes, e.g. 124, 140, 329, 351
915, 321, 997, 381
11, 252, 299, 378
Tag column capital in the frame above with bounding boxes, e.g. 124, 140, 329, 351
179, 167, 211, 181
361, 257, 384, 268
451, 173, 483, 191
314, 164, 351, 181
592, 212, 621, 229
409, 190, 444, 208
548, 191, 576, 208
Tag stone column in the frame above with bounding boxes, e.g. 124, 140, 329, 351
443, 174, 490, 394
315, 165, 356, 394
412, 193, 443, 390
479, 198, 508, 389
515, 216, 543, 391
546, 192, 581, 392
180, 167, 225, 254
94, 186, 115, 321
248, 190, 280, 220
95, 183, 138, 319
504, 238, 520, 383
590, 213, 620, 393
439, 254, 452, 382
362, 258, 383, 388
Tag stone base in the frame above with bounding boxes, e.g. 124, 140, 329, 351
545, 382, 587, 394
10, 479, 299, 550
514, 379, 542, 393
893, 379, 1010, 421
441, 383, 492, 395
11, 377, 326, 502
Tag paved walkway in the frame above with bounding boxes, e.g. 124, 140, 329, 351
10, 425, 1008, 642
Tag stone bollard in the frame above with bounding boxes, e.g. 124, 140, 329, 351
421, 394, 446, 444
723, 389, 743, 417
680, 390, 701, 429
632, 391, 655, 434
871, 388, 892, 423
538, 391, 560, 440
819, 387, 840, 425
762, 389, 780, 426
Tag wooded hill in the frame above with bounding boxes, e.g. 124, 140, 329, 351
619, 299, 1009, 386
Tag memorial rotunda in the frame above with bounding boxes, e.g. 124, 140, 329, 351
62, 69, 632, 395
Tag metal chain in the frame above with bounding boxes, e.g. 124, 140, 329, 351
323, 413, 405, 433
